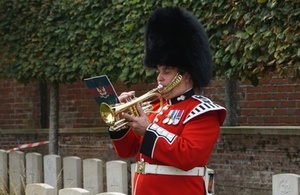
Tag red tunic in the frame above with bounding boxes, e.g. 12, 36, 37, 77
109, 94, 226, 195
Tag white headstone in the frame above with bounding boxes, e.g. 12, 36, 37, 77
9, 151, 25, 195
130, 163, 135, 195
272, 173, 300, 195
59, 188, 90, 195
63, 156, 82, 188
97, 192, 126, 195
25, 183, 55, 195
44, 154, 62, 193
83, 158, 103, 195
106, 160, 128, 194
26, 152, 43, 184
0, 150, 8, 194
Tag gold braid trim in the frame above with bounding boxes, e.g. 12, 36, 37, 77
160, 73, 182, 94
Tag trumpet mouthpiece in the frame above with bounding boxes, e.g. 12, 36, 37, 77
157, 84, 163, 89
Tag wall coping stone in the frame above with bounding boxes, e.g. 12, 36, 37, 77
0, 127, 107, 135
0, 126, 299, 135
222, 126, 300, 135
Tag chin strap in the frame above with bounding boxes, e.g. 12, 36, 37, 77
160, 73, 183, 94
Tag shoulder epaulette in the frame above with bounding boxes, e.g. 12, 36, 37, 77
183, 95, 225, 124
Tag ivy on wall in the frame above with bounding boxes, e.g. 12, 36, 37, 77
0, 0, 299, 85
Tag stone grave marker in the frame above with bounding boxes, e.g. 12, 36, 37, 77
83, 158, 103, 195
9, 151, 25, 195
25, 183, 55, 195
0, 149, 8, 194
44, 154, 62, 193
130, 163, 135, 195
272, 173, 300, 195
63, 156, 82, 188
26, 152, 43, 184
106, 160, 128, 194
59, 188, 90, 195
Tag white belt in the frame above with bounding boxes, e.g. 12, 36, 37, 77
135, 160, 206, 176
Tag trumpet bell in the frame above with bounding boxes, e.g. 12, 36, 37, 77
100, 102, 116, 126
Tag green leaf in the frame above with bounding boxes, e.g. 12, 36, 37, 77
0, 0, 299, 86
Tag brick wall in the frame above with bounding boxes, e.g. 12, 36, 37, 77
1, 77, 299, 129
0, 127, 299, 195
1, 77, 299, 194
236, 78, 300, 125
0, 80, 41, 129
211, 127, 300, 194
203, 77, 300, 126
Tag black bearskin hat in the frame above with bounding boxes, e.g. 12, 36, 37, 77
144, 7, 213, 89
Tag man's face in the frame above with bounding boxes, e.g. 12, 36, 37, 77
156, 65, 178, 87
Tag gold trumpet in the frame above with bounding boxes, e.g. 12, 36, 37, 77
99, 73, 182, 131
100, 84, 164, 131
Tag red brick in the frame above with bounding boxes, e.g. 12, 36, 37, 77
1, 77, 300, 128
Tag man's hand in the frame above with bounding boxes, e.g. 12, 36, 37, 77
118, 91, 135, 103
121, 105, 151, 136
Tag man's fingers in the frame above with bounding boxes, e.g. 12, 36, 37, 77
137, 105, 146, 117
122, 112, 134, 122
118, 91, 136, 102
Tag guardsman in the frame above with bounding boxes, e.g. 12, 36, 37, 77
108, 6, 226, 195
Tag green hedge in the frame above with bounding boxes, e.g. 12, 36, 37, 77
0, 0, 299, 85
